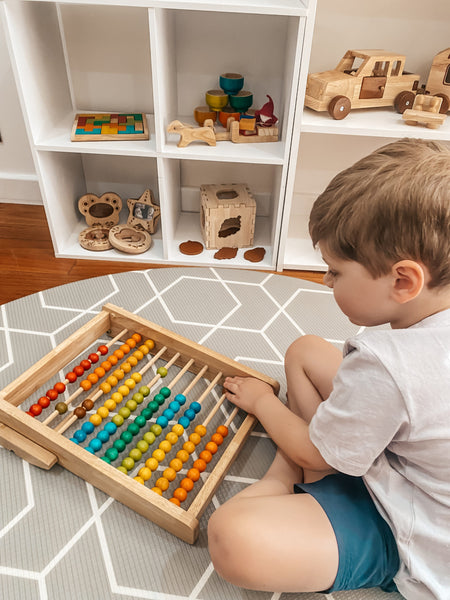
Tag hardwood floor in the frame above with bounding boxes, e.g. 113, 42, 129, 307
0, 203, 324, 305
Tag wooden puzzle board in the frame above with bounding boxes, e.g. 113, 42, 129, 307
0, 303, 279, 544
71, 113, 149, 141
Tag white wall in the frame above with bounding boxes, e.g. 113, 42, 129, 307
0, 9, 41, 204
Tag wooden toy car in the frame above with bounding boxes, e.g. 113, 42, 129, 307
423, 48, 450, 113
304, 49, 420, 119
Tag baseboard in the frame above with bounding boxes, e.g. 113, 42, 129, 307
0, 173, 42, 205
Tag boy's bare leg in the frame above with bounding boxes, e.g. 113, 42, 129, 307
208, 336, 342, 591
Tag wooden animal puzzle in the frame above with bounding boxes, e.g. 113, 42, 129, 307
71, 113, 149, 141
0, 304, 279, 543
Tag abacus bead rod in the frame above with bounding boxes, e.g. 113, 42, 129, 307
138, 346, 167, 376
108, 328, 129, 347
167, 359, 194, 390
224, 406, 239, 428
196, 372, 223, 405
54, 413, 77, 434
202, 393, 226, 427
164, 352, 181, 373
181, 365, 208, 396
51, 387, 103, 432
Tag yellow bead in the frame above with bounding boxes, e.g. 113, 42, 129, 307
121, 362, 132, 373
106, 375, 118, 387
127, 356, 138, 367
90, 413, 102, 426
133, 350, 144, 361
152, 448, 166, 462
145, 339, 155, 350
97, 406, 110, 419
134, 476, 145, 485
117, 466, 128, 474
145, 457, 159, 471
111, 392, 123, 403
131, 372, 142, 383
113, 369, 124, 380
166, 432, 178, 445
138, 344, 149, 355
118, 385, 130, 397
172, 424, 184, 437
183, 441, 196, 454
155, 477, 170, 491
100, 382, 111, 394
124, 378, 136, 389
159, 440, 172, 453
176, 449, 190, 463
104, 399, 117, 411
151, 486, 163, 495
195, 424, 207, 437
138, 467, 152, 481
170, 458, 183, 472
189, 432, 201, 445
163, 467, 177, 481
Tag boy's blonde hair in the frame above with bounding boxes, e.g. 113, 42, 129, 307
309, 138, 450, 289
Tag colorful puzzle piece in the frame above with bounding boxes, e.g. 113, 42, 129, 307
71, 113, 149, 141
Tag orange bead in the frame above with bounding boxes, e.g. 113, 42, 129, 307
205, 441, 218, 454
94, 367, 106, 378
193, 458, 207, 472
108, 355, 119, 366
125, 338, 136, 349
120, 344, 131, 354
180, 477, 194, 492
131, 333, 142, 343
101, 361, 112, 372
216, 425, 228, 437
113, 349, 124, 360
87, 373, 99, 384
211, 433, 224, 446
169, 497, 181, 507
187, 468, 201, 482
173, 488, 187, 503
199, 450, 212, 463
80, 380, 92, 391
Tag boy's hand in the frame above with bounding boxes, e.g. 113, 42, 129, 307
223, 376, 276, 415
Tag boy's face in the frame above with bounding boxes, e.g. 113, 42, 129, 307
320, 244, 395, 327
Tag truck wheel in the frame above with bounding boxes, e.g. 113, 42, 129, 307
328, 96, 351, 119
435, 93, 449, 114
394, 91, 415, 113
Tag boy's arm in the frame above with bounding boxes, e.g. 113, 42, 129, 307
223, 376, 331, 472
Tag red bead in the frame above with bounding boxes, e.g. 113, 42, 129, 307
46, 389, 58, 401
38, 396, 51, 408
98, 345, 108, 355
29, 404, 43, 416
88, 353, 99, 364
73, 365, 85, 377
65, 372, 77, 383
80, 359, 91, 371
53, 382, 66, 394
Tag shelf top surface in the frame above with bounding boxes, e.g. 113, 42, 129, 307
24, 0, 311, 16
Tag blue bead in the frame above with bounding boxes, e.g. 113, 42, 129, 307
160, 387, 171, 398
70, 438, 79, 444
184, 408, 196, 421
175, 394, 186, 405
105, 422, 117, 435
156, 415, 169, 428
89, 438, 103, 452
82, 422, 95, 434
85, 446, 95, 453
178, 416, 190, 429
97, 430, 110, 443
190, 401, 201, 414
73, 430, 87, 443
163, 409, 174, 420
169, 401, 181, 412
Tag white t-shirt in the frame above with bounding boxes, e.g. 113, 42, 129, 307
309, 308, 450, 600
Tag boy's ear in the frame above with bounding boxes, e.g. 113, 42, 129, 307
391, 260, 425, 303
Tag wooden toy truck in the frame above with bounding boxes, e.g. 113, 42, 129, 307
424, 48, 450, 113
304, 50, 420, 119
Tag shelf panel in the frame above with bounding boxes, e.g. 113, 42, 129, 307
301, 107, 450, 141
26, 0, 309, 16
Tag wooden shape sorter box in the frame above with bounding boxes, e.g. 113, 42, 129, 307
0, 304, 279, 544
71, 113, 149, 141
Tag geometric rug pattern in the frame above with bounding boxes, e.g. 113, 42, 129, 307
0, 267, 403, 600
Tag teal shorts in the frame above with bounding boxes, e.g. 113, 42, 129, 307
294, 473, 400, 593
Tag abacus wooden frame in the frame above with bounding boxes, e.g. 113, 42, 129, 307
0, 303, 279, 544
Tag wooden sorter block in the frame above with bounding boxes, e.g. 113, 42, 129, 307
200, 183, 256, 250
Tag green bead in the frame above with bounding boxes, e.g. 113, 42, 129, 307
157, 367, 168, 377
101, 456, 111, 464
143, 431, 156, 445
127, 422, 140, 436
141, 408, 153, 420
154, 393, 165, 405
119, 407, 131, 419
126, 399, 138, 412
150, 424, 162, 436
139, 385, 150, 397
121, 457, 135, 471
136, 440, 149, 453
112, 414, 124, 427
132, 393, 144, 404
121, 430, 133, 444
160, 386, 171, 398
149, 400, 159, 411
114, 439, 126, 452
135, 415, 146, 428
129, 448, 142, 462
105, 447, 119, 461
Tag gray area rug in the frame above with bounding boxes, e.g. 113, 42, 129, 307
0, 267, 403, 600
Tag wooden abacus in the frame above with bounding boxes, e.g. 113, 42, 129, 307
0, 304, 279, 544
